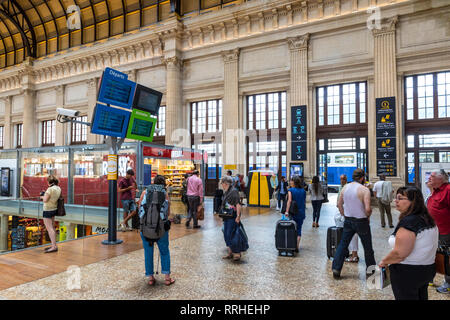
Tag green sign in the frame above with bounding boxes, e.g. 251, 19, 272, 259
126, 109, 157, 142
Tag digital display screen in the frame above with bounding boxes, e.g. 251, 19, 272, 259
97, 68, 136, 109
103, 79, 132, 104
131, 118, 153, 137
97, 109, 126, 133
132, 84, 162, 116
91, 103, 130, 138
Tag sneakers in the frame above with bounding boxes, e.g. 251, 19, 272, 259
193, 225, 201, 229
118, 223, 127, 232
436, 283, 450, 294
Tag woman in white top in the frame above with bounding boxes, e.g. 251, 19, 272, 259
379, 186, 438, 300
40, 175, 62, 253
308, 176, 324, 228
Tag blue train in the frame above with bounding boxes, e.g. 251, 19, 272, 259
322, 153, 358, 191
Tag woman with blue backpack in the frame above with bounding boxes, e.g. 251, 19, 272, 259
137, 175, 175, 286
285, 175, 307, 252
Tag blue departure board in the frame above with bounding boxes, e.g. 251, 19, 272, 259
91, 104, 131, 138
98, 68, 136, 109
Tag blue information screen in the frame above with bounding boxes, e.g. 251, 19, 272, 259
91, 104, 130, 138
98, 68, 136, 109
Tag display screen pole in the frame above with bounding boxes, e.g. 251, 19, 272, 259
102, 136, 123, 245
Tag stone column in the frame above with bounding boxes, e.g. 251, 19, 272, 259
163, 57, 186, 147
55, 85, 66, 146
0, 214, 8, 251
287, 34, 310, 178
3, 97, 12, 149
222, 49, 242, 172
22, 88, 37, 148
371, 16, 403, 184
87, 78, 99, 145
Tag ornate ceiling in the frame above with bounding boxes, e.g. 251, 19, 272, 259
0, 0, 176, 69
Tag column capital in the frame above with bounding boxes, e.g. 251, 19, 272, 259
371, 15, 398, 37
222, 48, 240, 63
55, 84, 65, 94
288, 34, 310, 51
162, 56, 183, 70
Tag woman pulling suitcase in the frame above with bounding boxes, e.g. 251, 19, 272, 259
285, 175, 307, 252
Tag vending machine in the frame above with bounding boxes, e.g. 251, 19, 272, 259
1, 167, 11, 196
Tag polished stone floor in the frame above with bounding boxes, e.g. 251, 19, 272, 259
0, 194, 447, 300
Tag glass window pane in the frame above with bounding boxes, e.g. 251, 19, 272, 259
407, 135, 415, 148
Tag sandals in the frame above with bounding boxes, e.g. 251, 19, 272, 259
232, 254, 241, 261
345, 256, 359, 263
222, 253, 233, 259
165, 278, 175, 286
44, 247, 58, 253
148, 277, 156, 286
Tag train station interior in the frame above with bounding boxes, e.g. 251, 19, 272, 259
0, 0, 449, 303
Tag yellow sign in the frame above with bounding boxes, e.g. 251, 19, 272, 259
381, 114, 391, 123
224, 165, 237, 170
107, 154, 118, 180
381, 101, 390, 109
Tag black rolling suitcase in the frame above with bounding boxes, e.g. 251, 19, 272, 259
327, 226, 349, 259
275, 218, 297, 257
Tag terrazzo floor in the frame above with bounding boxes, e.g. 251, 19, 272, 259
0, 194, 447, 300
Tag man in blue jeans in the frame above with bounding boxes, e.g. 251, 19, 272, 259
332, 168, 376, 279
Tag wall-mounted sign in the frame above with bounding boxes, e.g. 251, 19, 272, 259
126, 109, 157, 142
91, 103, 130, 138
291, 105, 307, 161
97, 67, 136, 110
376, 97, 397, 176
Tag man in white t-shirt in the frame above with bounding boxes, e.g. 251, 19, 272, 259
373, 175, 394, 228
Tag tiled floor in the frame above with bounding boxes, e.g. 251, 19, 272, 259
0, 194, 447, 300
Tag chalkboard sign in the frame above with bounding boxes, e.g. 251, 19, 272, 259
376, 97, 397, 176
291, 106, 307, 161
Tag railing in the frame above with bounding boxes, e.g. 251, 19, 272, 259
0, 193, 124, 253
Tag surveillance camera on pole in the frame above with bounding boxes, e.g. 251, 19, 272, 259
56, 108, 91, 126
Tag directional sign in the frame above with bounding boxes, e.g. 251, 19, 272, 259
291, 105, 307, 161
377, 160, 397, 176
376, 97, 397, 176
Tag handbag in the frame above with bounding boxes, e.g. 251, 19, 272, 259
435, 245, 450, 276
196, 204, 205, 221
218, 206, 235, 218
56, 195, 66, 217
230, 222, 249, 253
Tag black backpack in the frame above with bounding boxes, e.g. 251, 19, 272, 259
141, 189, 167, 245
281, 191, 299, 216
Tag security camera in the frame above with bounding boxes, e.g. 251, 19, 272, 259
57, 108, 80, 117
